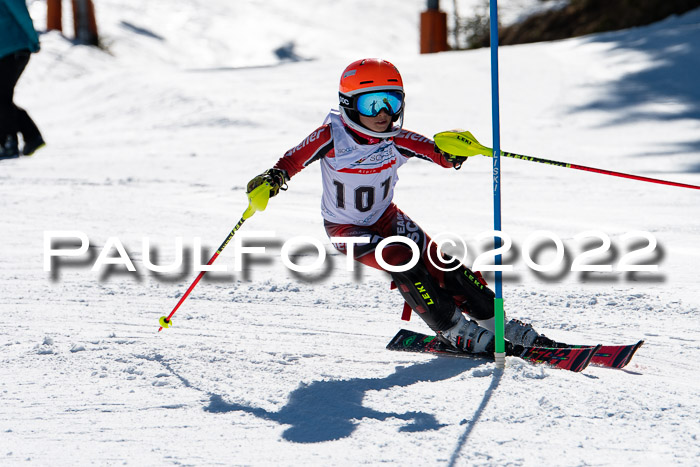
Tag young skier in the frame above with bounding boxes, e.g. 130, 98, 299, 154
247, 58, 552, 354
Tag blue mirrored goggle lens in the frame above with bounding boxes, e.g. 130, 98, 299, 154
356, 91, 403, 117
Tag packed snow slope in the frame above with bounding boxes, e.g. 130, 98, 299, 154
2, 1, 700, 465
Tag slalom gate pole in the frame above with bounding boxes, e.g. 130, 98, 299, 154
489, 0, 506, 369
157, 181, 272, 332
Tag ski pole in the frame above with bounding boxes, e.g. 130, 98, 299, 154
434, 130, 700, 191
157, 181, 272, 331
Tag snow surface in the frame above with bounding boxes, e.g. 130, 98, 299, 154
2, 1, 700, 465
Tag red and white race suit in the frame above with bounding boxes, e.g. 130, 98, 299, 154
272, 111, 494, 323
274, 110, 452, 226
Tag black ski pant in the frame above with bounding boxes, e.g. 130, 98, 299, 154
0, 50, 42, 143
326, 203, 495, 333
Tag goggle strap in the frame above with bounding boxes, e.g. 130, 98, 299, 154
339, 92, 354, 109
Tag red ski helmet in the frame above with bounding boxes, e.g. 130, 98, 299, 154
338, 58, 405, 138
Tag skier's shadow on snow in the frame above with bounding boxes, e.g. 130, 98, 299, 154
204, 357, 484, 443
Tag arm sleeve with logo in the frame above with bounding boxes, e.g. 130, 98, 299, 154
273, 124, 334, 178
394, 129, 454, 168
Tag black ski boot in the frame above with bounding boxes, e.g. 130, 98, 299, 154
0, 134, 19, 160
22, 134, 45, 156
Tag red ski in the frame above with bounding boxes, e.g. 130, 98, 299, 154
566, 341, 644, 369
386, 329, 600, 373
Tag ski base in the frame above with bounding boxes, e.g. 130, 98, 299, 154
387, 329, 600, 373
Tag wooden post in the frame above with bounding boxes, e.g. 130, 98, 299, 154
46, 0, 62, 32
71, 0, 99, 46
420, 1, 449, 54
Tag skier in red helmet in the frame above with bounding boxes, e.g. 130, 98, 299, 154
247, 58, 550, 353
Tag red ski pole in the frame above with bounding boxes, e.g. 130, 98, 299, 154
434, 130, 700, 191
500, 151, 700, 191
158, 181, 272, 331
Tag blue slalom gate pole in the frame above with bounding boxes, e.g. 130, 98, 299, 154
489, 0, 506, 368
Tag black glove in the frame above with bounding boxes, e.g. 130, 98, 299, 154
247, 168, 289, 197
435, 144, 467, 170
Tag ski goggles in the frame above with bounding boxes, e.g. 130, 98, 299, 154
355, 91, 404, 117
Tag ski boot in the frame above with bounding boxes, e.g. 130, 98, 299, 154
22, 135, 46, 156
505, 318, 561, 347
438, 310, 495, 354
0, 134, 19, 160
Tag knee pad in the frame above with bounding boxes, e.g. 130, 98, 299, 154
390, 260, 456, 332
442, 261, 495, 321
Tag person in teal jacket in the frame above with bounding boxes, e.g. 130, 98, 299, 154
0, 0, 44, 159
